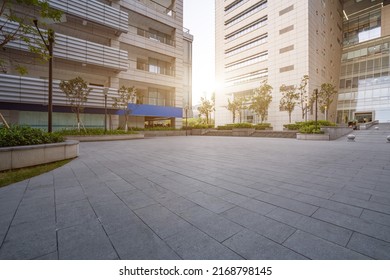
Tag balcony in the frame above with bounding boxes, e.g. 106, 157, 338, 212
136, 61, 175, 77
0, 74, 118, 109
135, 0, 176, 19
47, 0, 128, 33
1, 18, 128, 71
136, 27, 175, 47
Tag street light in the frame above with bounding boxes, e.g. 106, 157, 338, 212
33, 20, 55, 133
103, 87, 109, 133
314, 88, 318, 131
184, 105, 189, 136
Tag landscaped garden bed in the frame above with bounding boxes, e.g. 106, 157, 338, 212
0, 126, 78, 171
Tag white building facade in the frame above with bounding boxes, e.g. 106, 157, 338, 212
215, 0, 390, 130
0, 0, 192, 130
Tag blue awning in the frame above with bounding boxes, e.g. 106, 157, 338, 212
122, 104, 182, 118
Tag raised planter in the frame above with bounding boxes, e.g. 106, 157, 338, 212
296, 133, 330, 141
232, 128, 255, 136
320, 126, 353, 140
0, 140, 79, 171
65, 134, 144, 142
144, 130, 186, 137
191, 129, 209, 135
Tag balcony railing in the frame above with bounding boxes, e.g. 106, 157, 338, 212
48, 0, 128, 33
0, 74, 118, 109
1, 18, 128, 71
135, 0, 176, 19
136, 62, 175, 77
136, 28, 175, 46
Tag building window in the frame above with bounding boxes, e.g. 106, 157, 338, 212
279, 25, 294, 35
280, 65, 294, 73
225, 0, 267, 27
279, 45, 294, 54
225, 17, 267, 41
225, 34, 267, 56
279, 5, 294, 16
225, 52, 268, 71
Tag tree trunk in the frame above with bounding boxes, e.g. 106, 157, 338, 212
124, 114, 128, 132
76, 110, 80, 131
289, 111, 292, 123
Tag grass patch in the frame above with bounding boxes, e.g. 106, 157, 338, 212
0, 159, 73, 188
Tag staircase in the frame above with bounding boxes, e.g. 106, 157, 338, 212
342, 123, 390, 143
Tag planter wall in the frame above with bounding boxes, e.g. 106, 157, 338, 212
296, 133, 330, 141
232, 128, 255, 136
144, 131, 187, 137
320, 126, 353, 140
65, 134, 144, 142
0, 140, 79, 171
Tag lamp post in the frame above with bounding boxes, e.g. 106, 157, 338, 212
33, 20, 54, 133
314, 88, 318, 131
103, 88, 109, 133
324, 105, 328, 121
185, 105, 189, 136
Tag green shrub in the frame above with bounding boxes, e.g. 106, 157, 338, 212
183, 124, 213, 129
58, 128, 138, 135
283, 124, 301, 130
284, 120, 336, 131
254, 123, 272, 130
217, 125, 232, 130
299, 125, 324, 134
218, 123, 256, 129
0, 126, 64, 147
302, 120, 336, 127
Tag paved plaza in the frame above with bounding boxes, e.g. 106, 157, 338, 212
1, 131, 390, 259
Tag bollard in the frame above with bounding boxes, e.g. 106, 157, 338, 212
347, 134, 356, 141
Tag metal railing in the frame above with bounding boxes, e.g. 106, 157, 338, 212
136, 28, 175, 46
136, 62, 175, 76
1, 18, 128, 71
136, 0, 176, 19
48, 0, 128, 33
0, 74, 118, 109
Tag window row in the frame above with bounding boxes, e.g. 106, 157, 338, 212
225, 16, 267, 42
137, 58, 175, 76
225, 69, 268, 87
225, 0, 267, 27
339, 72, 390, 89
340, 56, 390, 76
225, 52, 268, 71
341, 42, 389, 62
225, 0, 250, 13
225, 34, 267, 56
138, 88, 175, 107
136, 27, 174, 46
343, 9, 381, 46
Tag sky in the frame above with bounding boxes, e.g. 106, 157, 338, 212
183, 0, 215, 105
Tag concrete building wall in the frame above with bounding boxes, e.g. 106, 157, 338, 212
0, 0, 192, 130
215, 0, 344, 130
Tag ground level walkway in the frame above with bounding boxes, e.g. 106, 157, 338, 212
1, 133, 390, 259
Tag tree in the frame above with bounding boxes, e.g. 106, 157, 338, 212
249, 80, 273, 124
279, 84, 299, 123
225, 96, 247, 123
198, 96, 213, 124
318, 83, 337, 121
297, 75, 309, 121
112, 85, 137, 132
59, 77, 91, 131
0, 0, 62, 74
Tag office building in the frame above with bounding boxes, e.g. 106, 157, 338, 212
0, 0, 192, 130
215, 0, 390, 130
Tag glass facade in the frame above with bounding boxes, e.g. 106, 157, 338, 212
343, 9, 381, 46
337, 36, 390, 123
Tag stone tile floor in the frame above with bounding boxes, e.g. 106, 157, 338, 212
1, 134, 390, 259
